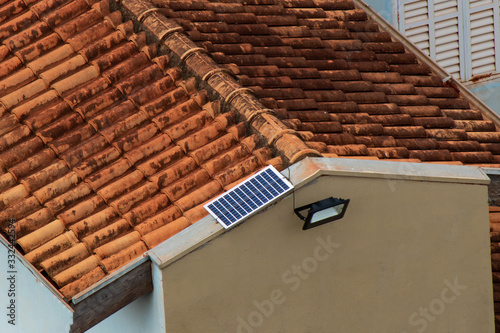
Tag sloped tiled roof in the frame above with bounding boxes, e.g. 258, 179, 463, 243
490, 206, 500, 331
3, 0, 500, 308
491, 206, 500, 330
153, 0, 500, 166
0, 0, 288, 300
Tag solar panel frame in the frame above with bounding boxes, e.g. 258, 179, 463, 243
204, 165, 294, 229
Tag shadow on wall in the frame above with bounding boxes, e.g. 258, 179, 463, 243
488, 173, 500, 207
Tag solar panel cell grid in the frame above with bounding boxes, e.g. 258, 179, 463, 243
204, 165, 294, 229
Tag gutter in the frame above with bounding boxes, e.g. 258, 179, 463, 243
354, 0, 500, 130
69, 256, 153, 333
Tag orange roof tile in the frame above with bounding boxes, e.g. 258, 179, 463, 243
490, 207, 500, 331
152, 0, 500, 164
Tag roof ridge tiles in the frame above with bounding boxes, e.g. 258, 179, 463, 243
120, 0, 321, 164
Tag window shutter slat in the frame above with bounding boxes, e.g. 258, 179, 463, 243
470, 7, 497, 76
398, 0, 500, 80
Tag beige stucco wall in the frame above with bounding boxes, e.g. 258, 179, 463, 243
161, 161, 494, 333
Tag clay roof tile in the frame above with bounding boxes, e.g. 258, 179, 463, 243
59, 266, 106, 299
100, 240, 147, 273
68, 207, 119, 238
0, 196, 42, 225
44, 182, 93, 216
442, 109, 484, 120
24, 231, 79, 268
142, 216, 190, 248
97, 170, 144, 202
412, 116, 455, 128
426, 128, 469, 141
52, 255, 100, 287
81, 218, 131, 251
409, 149, 452, 161
17, 219, 65, 253
110, 182, 158, 215
0, 11, 38, 40
0, 136, 44, 170
468, 132, 500, 143
40, 242, 90, 277
438, 140, 482, 152
93, 230, 141, 259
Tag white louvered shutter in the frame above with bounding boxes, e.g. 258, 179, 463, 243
402, 0, 431, 55
397, 0, 500, 81
466, 0, 500, 77
398, 0, 463, 78
399, 0, 431, 55
434, 0, 462, 78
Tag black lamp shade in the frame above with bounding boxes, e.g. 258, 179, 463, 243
294, 197, 349, 230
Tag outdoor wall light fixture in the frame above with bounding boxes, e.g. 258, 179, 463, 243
294, 197, 350, 230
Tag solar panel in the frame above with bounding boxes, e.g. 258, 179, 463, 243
204, 165, 294, 229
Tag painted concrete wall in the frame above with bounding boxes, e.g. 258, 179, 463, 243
467, 79, 500, 116
87, 263, 166, 333
362, 0, 395, 24
0, 241, 73, 333
161, 161, 494, 332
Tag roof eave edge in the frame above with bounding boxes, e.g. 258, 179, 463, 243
148, 214, 224, 269
353, 0, 500, 130
0, 234, 74, 311
70, 255, 150, 304
69, 256, 152, 333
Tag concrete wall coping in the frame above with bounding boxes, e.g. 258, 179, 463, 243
149, 157, 490, 269
289, 157, 491, 189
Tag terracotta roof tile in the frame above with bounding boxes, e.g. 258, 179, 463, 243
53, 255, 101, 287
409, 149, 452, 161
0, 137, 44, 170
481, 143, 500, 154
142, 216, 190, 248
34, 171, 80, 203
93, 230, 142, 259
40, 242, 90, 276
44, 182, 93, 215
486, 205, 500, 312
24, 231, 79, 268
58, 194, 105, 224
59, 266, 106, 299
0, 11, 37, 40
100, 239, 147, 272
426, 128, 468, 141
81, 218, 132, 251
17, 219, 66, 253
12, 90, 60, 120
412, 117, 455, 128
